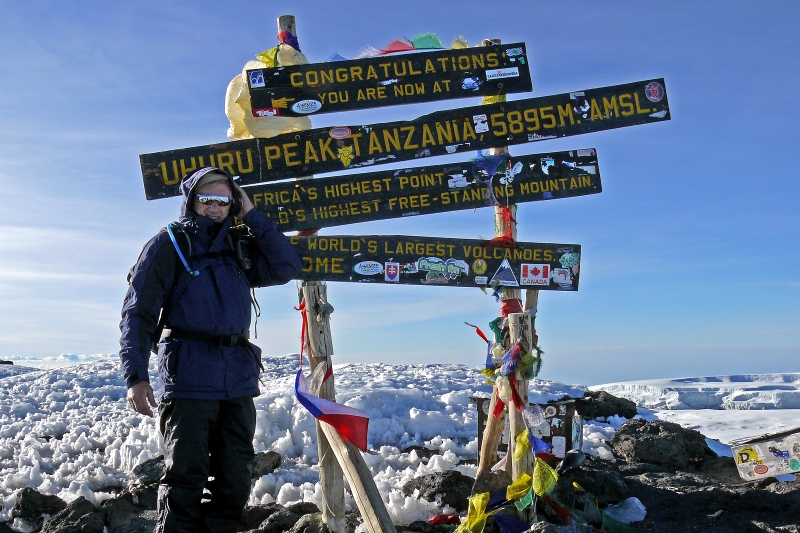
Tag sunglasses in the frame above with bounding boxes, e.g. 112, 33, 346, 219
196, 194, 232, 207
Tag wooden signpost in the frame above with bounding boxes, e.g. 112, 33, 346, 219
290, 235, 581, 290
139, 78, 669, 199
138, 14, 671, 532
250, 149, 601, 231
245, 42, 532, 117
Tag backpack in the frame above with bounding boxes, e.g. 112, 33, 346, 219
127, 221, 257, 353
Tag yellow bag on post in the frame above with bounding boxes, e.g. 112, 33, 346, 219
225, 44, 312, 140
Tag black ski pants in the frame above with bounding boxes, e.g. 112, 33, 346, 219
156, 396, 256, 533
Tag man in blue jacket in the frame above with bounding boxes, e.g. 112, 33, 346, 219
120, 167, 304, 533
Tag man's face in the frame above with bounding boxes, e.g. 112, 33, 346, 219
193, 181, 232, 222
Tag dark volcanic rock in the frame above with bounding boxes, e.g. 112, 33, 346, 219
344, 511, 363, 533
573, 390, 638, 420
108, 511, 158, 533
288, 512, 330, 533
239, 503, 282, 531
621, 468, 800, 532
260, 507, 301, 533
131, 485, 157, 509
101, 493, 140, 530
11, 487, 68, 518
570, 454, 628, 507
610, 419, 716, 468
406, 520, 435, 533
0, 522, 14, 533
252, 451, 282, 479
401, 445, 438, 460
402, 470, 474, 512
285, 501, 320, 516
471, 469, 512, 498
131, 455, 165, 486
41, 496, 104, 533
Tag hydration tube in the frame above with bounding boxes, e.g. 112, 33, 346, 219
166, 223, 200, 277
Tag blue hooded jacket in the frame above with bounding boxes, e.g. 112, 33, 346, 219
119, 168, 304, 400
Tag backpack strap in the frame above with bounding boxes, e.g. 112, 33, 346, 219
151, 223, 196, 353
167, 222, 199, 277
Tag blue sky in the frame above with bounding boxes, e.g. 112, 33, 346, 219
0, 1, 797, 385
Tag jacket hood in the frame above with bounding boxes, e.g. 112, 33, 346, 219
179, 167, 239, 221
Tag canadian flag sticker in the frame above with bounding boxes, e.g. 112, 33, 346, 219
520, 263, 550, 286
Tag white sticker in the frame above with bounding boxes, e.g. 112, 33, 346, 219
485, 67, 520, 81
353, 261, 383, 275
472, 114, 489, 133
552, 436, 567, 457
291, 100, 323, 114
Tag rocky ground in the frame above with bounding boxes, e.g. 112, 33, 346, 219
3, 393, 799, 533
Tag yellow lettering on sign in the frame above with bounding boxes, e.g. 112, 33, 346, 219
589, 99, 603, 121
634, 92, 651, 114
421, 124, 436, 147
263, 146, 281, 170
603, 96, 619, 118
368, 131, 383, 154
619, 94, 635, 116
401, 126, 418, 149
304, 141, 319, 164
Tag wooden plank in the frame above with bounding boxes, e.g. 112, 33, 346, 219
478, 37, 516, 476
319, 423, 397, 533
249, 149, 601, 231
290, 235, 581, 290
302, 282, 345, 533
245, 42, 532, 117
140, 78, 669, 199
508, 312, 535, 522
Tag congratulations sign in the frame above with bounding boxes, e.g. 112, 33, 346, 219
246, 42, 532, 117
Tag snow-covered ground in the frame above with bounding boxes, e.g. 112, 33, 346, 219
1, 356, 797, 524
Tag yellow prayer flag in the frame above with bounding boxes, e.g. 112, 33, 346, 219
532, 457, 558, 496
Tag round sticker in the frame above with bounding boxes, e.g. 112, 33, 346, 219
473, 259, 487, 275
644, 82, 665, 103
544, 405, 557, 417
329, 126, 352, 139
753, 464, 769, 475
291, 100, 323, 114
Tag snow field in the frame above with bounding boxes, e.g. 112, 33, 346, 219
0, 356, 599, 524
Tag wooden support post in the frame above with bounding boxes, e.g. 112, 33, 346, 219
277, 14, 296, 36
319, 423, 398, 533
302, 282, 345, 533
477, 37, 523, 477
507, 313, 534, 475
301, 283, 396, 533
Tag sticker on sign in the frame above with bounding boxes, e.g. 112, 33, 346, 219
486, 67, 519, 81
520, 264, 550, 286
291, 100, 323, 114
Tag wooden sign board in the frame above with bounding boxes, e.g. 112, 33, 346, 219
250, 149, 601, 231
246, 42, 532, 117
140, 78, 669, 200
290, 235, 581, 290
